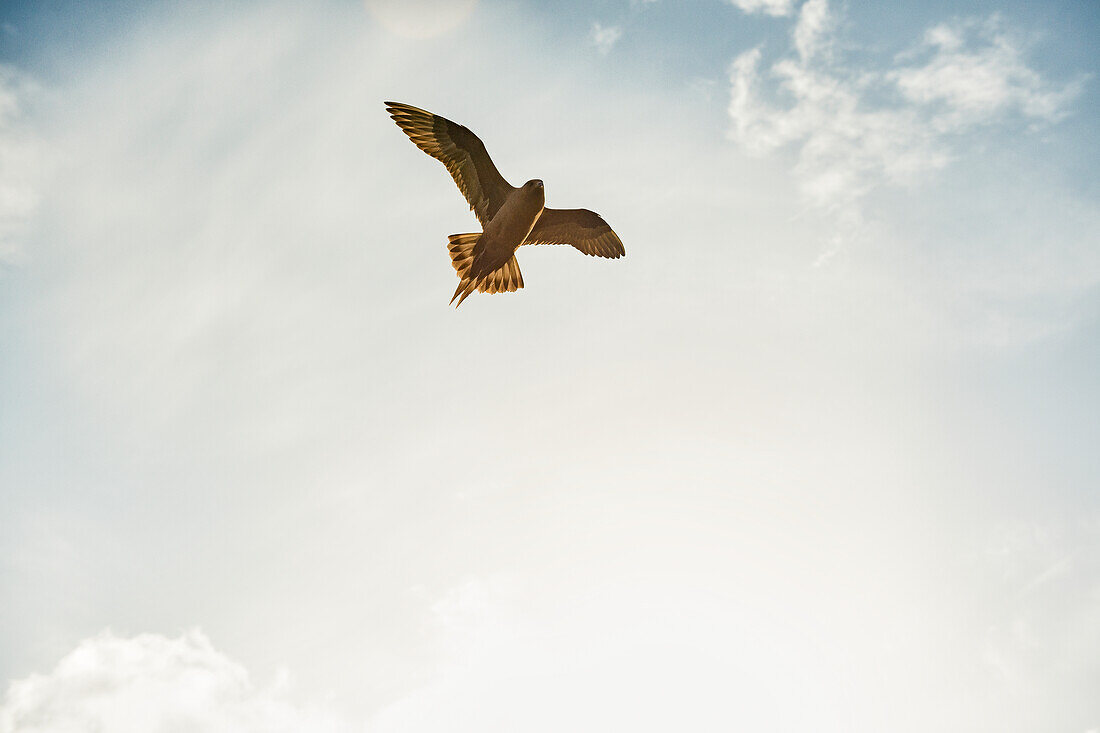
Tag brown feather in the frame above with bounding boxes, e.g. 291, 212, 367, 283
386, 102, 514, 227
522, 207, 625, 259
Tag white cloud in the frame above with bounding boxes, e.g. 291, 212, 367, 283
891, 17, 1087, 129
724, 1, 1100, 342
728, 0, 794, 17
727, 2, 1084, 235
729, 44, 948, 213
0, 630, 348, 733
792, 0, 830, 60
0, 66, 43, 265
590, 22, 622, 55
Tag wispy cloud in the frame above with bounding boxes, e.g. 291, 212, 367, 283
792, 0, 830, 60
727, 2, 1085, 250
890, 17, 1086, 128
0, 66, 43, 266
590, 21, 623, 55
728, 0, 794, 17
975, 519, 1100, 691
0, 631, 347, 733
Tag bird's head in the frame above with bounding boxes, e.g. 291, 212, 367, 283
523, 179, 545, 205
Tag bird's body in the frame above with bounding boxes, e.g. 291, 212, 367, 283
475, 179, 545, 276
385, 101, 624, 307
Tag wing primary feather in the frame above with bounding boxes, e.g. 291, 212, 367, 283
386, 101, 514, 226
523, 207, 625, 259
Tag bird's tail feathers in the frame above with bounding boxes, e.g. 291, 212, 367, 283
476, 256, 524, 295
447, 233, 525, 308
447, 233, 481, 280
451, 278, 478, 308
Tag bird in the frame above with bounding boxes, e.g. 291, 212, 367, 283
385, 101, 625, 307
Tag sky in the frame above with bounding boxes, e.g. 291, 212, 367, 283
0, 0, 1098, 731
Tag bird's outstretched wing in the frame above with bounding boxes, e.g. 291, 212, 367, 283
385, 102, 514, 226
523, 208, 625, 259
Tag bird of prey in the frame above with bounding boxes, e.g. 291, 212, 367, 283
385, 101, 625, 307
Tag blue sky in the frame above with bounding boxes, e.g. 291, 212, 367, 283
1, 1, 1099, 731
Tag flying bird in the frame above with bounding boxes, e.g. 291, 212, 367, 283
385, 101, 625, 307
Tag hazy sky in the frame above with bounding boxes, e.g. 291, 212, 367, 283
1, 1, 1098, 731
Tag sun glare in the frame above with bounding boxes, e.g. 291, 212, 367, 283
364, 0, 479, 40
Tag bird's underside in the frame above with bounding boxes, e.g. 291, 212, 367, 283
385, 101, 625, 307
